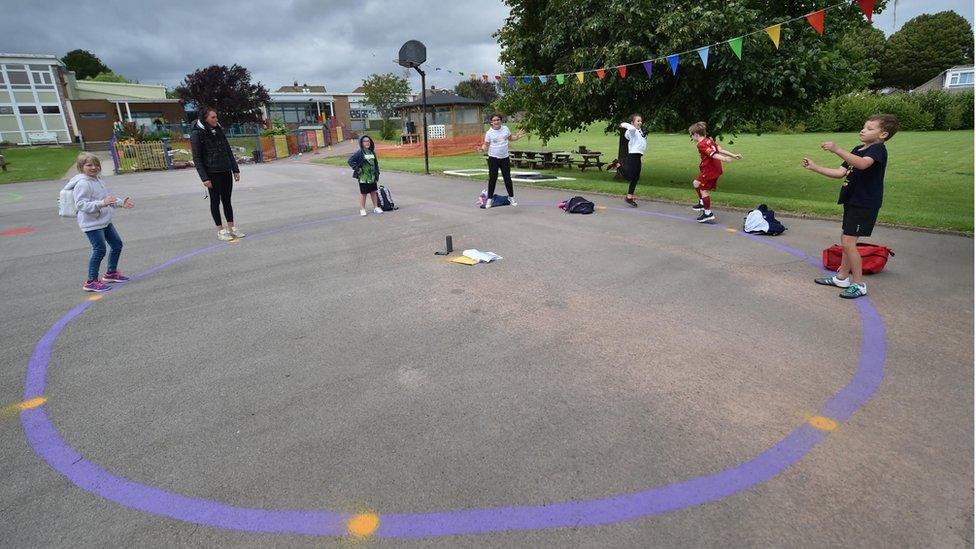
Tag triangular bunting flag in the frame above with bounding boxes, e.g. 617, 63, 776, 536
642, 61, 653, 77
522, 75, 533, 84
494, 75, 502, 81
858, 0, 875, 21
806, 10, 825, 35
596, 68, 606, 80
697, 47, 709, 68
617, 65, 628, 78
667, 54, 679, 75
507, 76, 516, 88
556, 74, 565, 85
435, 67, 442, 71
481, 74, 488, 82
539, 75, 548, 84
575, 72, 584, 83
470, 73, 477, 80
728, 37, 743, 60
764, 25, 781, 48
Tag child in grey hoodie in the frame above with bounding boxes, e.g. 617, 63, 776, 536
69, 153, 134, 292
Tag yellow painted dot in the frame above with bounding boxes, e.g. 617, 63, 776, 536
596, 205, 607, 210
227, 239, 240, 244
808, 415, 839, 431
2, 396, 47, 416
725, 228, 737, 233
87, 295, 104, 301
347, 513, 379, 538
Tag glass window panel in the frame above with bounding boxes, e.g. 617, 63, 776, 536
28, 64, 50, 71
0, 106, 13, 115
19, 106, 37, 114
8, 71, 29, 88
44, 115, 66, 130
960, 72, 973, 84
36, 91, 57, 103
21, 115, 43, 130
42, 105, 60, 114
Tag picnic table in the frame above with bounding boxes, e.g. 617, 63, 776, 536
510, 150, 576, 170
576, 151, 605, 171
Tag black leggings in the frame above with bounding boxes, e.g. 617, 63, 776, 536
207, 171, 234, 226
487, 156, 514, 198
620, 153, 642, 195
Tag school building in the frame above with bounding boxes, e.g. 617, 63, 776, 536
265, 83, 381, 137
0, 52, 181, 149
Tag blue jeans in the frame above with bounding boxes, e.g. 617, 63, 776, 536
84, 223, 123, 281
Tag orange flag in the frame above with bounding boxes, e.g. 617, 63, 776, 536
617, 65, 628, 78
806, 10, 825, 35
596, 68, 606, 80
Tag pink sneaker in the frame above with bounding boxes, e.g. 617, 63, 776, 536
103, 271, 129, 283
83, 279, 111, 292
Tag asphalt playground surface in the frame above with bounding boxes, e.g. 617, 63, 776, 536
0, 155, 972, 547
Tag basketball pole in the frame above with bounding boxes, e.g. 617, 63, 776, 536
415, 66, 430, 175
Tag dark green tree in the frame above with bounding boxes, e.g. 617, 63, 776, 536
455, 79, 501, 104
880, 11, 974, 90
362, 73, 411, 140
494, 0, 888, 139
61, 49, 110, 80
175, 65, 270, 126
88, 71, 134, 83
838, 25, 886, 90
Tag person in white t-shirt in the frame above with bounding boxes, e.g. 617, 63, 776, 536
606, 113, 647, 207
479, 113, 526, 208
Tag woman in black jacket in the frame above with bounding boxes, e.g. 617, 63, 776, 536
191, 107, 243, 240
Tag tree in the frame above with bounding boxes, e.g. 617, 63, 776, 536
362, 73, 411, 140
838, 25, 886, 90
880, 11, 974, 90
455, 79, 501, 105
87, 71, 134, 83
61, 49, 110, 80
494, 0, 889, 139
175, 65, 270, 126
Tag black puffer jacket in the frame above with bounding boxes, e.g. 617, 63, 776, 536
190, 119, 239, 181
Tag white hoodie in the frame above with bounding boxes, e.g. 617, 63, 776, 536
69, 173, 122, 232
620, 122, 647, 155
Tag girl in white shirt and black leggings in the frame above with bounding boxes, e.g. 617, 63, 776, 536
479, 113, 526, 208
612, 114, 647, 207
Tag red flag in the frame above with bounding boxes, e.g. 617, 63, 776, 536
617, 65, 627, 78
806, 10, 825, 35
858, 0, 875, 21
596, 68, 606, 80
494, 75, 501, 81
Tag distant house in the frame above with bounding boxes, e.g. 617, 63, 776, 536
264, 83, 379, 137
0, 52, 182, 148
395, 89, 484, 142
912, 64, 975, 93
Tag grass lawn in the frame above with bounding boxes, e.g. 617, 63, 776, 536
0, 146, 81, 184
317, 127, 974, 232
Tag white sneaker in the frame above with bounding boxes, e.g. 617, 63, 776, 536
485, 199, 493, 209
217, 229, 234, 241
360, 209, 368, 216
229, 227, 245, 238
373, 207, 383, 214
509, 196, 517, 206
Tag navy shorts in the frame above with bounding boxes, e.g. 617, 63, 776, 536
359, 182, 378, 194
842, 205, 879, 237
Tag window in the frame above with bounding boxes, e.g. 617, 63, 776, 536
31, 71, 54, 89
0, 106, 13, 115
80, 112, 107, 119
41, 105, 60, 114
7, 70, 30, 89
0, 71, 5, 88
948, 71, 974, 86
19, 106, 37, 114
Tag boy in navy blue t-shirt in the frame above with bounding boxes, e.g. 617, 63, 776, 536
803, 114, 898, 299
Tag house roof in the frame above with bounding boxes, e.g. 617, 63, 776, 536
396, 89, 484, 108
276, 85, 327, 93
353, 86, 366, 93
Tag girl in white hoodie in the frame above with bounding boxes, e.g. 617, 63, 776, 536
70, 153, 134, 292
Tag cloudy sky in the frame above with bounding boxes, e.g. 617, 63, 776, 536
1, 0, 971, 94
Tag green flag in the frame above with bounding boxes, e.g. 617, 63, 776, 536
556, 74, 565, 85
728, 37, 743, 60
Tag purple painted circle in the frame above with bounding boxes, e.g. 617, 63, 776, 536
21, 206, 886, 538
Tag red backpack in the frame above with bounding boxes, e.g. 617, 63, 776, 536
822, 243, 894, 274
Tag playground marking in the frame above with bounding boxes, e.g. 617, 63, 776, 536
807, 415, 839, 432
18, 205, 887, 539
3, 396, 47, 416
347, 513, 380, 538
0, 227, 33, 236
724, 228, 737, 233
87, 295, 104, 302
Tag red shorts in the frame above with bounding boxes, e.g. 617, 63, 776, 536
696, 175, 719, 190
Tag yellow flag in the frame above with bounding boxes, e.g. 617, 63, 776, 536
575, 72, 584, 83
765, 24, 781, 49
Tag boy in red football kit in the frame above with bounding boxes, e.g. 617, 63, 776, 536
689, 121, 741, 223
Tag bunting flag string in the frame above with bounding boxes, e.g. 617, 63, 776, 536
425, 0, 873, 85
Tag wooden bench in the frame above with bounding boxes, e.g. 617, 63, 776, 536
400, 133, 420, 145
27, 132, 59, 145
576, 151, 605, 171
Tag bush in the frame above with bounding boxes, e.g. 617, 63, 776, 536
804, 91, 938, 132
910, 90, 964, 130
952, 90, 974, 129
